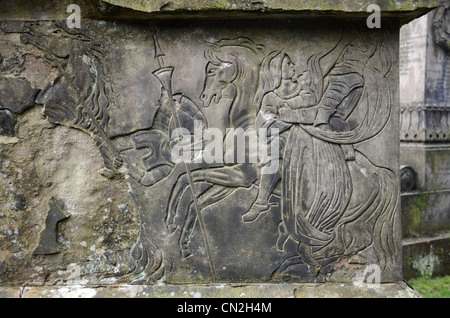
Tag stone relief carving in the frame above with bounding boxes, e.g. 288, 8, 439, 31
400, 105, 450, 142
20, 21, 399, 283
400, 166, 417, 193
166, 38, 265, 269
433, 0, 450, 54
246, 29, 398, 278
21, 21, 123, 172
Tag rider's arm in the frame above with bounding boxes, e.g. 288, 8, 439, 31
278, 105, 320, 124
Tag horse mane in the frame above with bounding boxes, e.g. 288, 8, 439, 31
33, 21, 113, 131
204, 37, 265, 84
204, 37, 265, 63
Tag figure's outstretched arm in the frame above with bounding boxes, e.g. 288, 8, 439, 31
318, 30, 353, 76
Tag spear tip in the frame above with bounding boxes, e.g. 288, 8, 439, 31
152, 31, 166, 59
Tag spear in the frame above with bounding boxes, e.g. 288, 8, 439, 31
152, 30, 216, 278
153, 31, 165, 68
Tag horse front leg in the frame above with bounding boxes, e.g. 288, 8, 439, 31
178, 182, 233, 258
173, 181, 213, 257
166, 166, 239, 232
166, 173, 191, 233
179, 201, 198, 258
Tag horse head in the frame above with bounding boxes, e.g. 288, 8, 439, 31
21, 21, 93, 60
200, 38, 265, 108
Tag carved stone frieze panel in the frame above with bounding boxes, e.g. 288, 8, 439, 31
400, 105, 450, 142
0, 18, 402, 285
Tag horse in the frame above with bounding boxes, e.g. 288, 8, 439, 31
166, 33, 401, 281
164, 38, 266, 261
21, 20, 122, 171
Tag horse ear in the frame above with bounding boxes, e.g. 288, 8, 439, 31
205, 41, 220, 52
256, 44, 266, 56
204, 42, 224, 65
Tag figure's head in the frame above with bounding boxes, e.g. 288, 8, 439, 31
281, 54, 296, 80
347, 27, 381, 59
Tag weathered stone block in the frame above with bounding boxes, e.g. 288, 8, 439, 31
399, 1, 450, 244
0, 0, 438, 297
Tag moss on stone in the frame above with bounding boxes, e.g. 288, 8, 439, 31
412, 193, 429, 231
402, 193, 429, 237
102, 0, 438, 13
402, 192, 450, 237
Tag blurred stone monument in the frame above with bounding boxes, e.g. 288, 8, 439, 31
0, 0, 437, 298
400, 0, 450, 279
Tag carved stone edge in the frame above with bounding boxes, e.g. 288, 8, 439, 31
0, 282, 420, 298
103, 0, 438, 16
400, 105, 450, 142
1, 0, 435, 23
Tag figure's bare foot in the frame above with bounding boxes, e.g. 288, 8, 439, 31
242, 202, 270, 222
167, 223, 177, 233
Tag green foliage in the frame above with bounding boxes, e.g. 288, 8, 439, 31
408, 275, 450, 298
